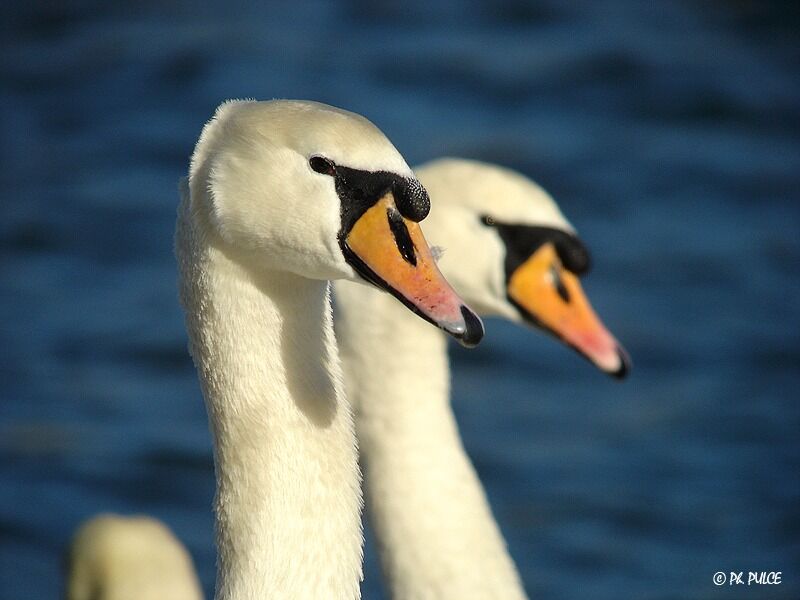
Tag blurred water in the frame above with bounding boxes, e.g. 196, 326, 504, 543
1, 1, 799, 598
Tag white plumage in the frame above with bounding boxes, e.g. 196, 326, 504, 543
66, 514, 204, 600
337, 158, 625, 600
176, 100, 452, 600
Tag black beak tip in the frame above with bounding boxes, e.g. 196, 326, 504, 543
456, 305, 484, 348
610, 345, 631, 380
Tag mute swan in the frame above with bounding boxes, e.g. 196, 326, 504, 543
335, 158, 630, 599
176, 101, 483, 600
66, 514, 204, 600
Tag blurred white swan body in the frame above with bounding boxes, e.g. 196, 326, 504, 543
337, 158, 627, 599
66, 514, 204, 600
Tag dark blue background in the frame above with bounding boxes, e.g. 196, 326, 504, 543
2, 1, 798, 598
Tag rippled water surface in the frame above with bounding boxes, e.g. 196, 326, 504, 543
2, 2, 799, 598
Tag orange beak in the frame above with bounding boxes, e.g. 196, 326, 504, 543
342, 191, 484, 347
507, 243, 630, 377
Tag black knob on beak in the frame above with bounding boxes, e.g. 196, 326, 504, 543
394, 178, 430, 222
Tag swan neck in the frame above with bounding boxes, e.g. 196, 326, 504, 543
336, 280, 527, 600
177, 204, 363, 600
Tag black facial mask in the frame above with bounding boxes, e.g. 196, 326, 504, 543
480, 215, 591, 280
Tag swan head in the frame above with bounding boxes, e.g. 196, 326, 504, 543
187, 100, 483, 346
417, 158, 630, 377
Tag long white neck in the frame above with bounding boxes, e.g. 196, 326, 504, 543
177, 200, 363, 600
335, 281, 528, 600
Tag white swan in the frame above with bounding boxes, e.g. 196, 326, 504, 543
66, 514, 204, 600
336, 158, 629, 599
175, 101, 483, 599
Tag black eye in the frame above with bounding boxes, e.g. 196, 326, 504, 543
480, 215, 496, 227
309, 156, 336, 176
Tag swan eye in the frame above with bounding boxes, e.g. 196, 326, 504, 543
309, 156, 336, 176
480, 215, 496, 226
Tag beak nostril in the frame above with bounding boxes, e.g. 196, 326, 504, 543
550, 265, 571, 303
386, 208, 417, 266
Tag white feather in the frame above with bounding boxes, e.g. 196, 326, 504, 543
336, 158, 579, 600
176, 99, 416, 600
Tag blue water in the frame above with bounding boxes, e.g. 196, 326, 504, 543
2, 2, 798, 598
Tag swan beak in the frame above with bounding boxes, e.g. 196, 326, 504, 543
508, 243, 630, 378
342, 192, 484, 347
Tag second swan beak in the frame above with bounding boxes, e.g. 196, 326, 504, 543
507, 243, 630, 378
342, 191, 484, 347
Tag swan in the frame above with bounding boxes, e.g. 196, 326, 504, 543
175, 101, 483, 600
335, 158, 630, 599
66, 514, 204, 600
